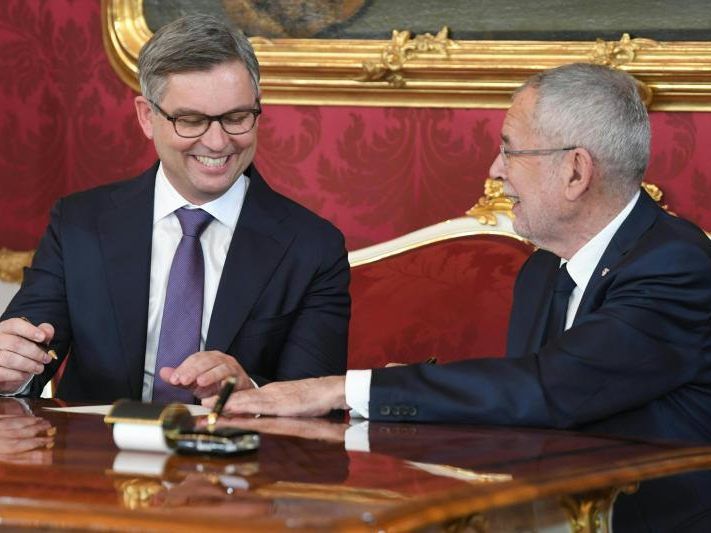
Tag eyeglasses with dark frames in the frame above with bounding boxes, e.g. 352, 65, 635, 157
148, 99, 262, 138
500, 143, 577, 166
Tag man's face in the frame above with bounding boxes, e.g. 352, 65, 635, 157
489, 88, 566, 248
135, 60, 259, 205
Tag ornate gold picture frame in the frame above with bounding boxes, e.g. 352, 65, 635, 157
103, 0, 711, 110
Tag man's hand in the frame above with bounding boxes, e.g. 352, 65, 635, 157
0, 399, 55, 463
205, 416, 348, 443
158, 350, 253, 399
202, 375, 348, 417
0, 318, 55, 394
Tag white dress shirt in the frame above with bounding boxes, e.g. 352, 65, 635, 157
346, 191, 641, 418
142, 164, 248, 401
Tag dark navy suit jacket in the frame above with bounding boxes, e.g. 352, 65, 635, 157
3, 163, 350, 401
369, 191, 711, 444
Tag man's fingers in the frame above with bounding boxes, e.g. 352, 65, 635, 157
158, 367, 175, 384
37, 323, 55, 344
0, 318, 52, 347
194, 364, 251, 390
0, 349, 45, 375
0, 335, 51, 366
0, 436, 54, 455
0, 416, 50, 433
194, 364, 231, 388
169, 351, 225, 386
217, 389, 266, 415
169, 351, 248, 389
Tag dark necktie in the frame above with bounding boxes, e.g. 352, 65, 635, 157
542, 264, 576, 347
153, 207, 213, 404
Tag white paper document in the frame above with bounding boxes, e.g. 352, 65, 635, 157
43, 404, 211, 416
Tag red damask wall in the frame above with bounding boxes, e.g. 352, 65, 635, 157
1, 0, 710, 252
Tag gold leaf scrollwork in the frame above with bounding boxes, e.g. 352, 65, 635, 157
0, 248, 33, 283
465, 178, 514, 226
642, 181, 671, 213
560, 484, 638, 533
590, 33, 659, 106
590, 33, 660, 68
464, 180, 666, 227
115, 478, 165, 509
442, 512, 487, 533
359, 26, 458, 88
641, 181, 662, 203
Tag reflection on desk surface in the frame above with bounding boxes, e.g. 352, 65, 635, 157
0, 399, 709, 531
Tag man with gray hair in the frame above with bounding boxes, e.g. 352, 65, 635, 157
0, 14, 350, 402
217, 63, 711, 446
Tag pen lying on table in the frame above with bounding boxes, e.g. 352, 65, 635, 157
19, 317, 58, 360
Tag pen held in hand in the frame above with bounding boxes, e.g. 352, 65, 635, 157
207, 376, 237, 428
19, 317, 58, 361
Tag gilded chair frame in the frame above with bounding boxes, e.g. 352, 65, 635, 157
348, 214, 524, 268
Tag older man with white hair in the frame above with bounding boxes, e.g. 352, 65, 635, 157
213, 63, 711, 448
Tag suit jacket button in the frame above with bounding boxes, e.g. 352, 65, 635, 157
409, 407, 417, 416
379, 406, 391, 416
391, 406, 400, 416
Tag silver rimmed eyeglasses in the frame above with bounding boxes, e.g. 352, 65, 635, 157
149, 99, 262, 138
500, 143, 576, 165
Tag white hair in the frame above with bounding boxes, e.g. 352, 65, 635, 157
520, 63, 650, 197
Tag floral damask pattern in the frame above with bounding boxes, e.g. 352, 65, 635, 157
0, 0, 709, 254
259, 106, 502, 249
0, 0, 155, 250
647, 112, 711, 227
348, 236, 534, 368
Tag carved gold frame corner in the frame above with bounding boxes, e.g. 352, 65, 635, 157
103, 0, 711, 110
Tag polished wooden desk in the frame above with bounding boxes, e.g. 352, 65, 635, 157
0, 399, 710, 532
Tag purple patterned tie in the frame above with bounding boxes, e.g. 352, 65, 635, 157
153, 207, 213, 403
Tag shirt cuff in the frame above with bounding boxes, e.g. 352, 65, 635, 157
345, 369, 371, 419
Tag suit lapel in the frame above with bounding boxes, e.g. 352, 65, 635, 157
521, 253, 560, 355
574, 191, 659, 322
206, 166, 295, 352
97, 165, 156, 397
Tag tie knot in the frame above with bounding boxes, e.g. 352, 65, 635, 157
175, 207, 213, 237
555, 264, 576, 294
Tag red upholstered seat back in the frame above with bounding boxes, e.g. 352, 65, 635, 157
348, 235, 534, 369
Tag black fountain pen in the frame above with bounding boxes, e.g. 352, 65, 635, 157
20, 317, 57, 360
206, 376, 236, 430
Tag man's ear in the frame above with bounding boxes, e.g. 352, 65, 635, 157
134, 96, 155, 140
564, 147, 594, 201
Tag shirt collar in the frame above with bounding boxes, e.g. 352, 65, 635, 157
565, 190, 640, 288
153, 163, 249, 231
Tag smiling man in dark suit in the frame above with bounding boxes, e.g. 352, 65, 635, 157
217, 63, 711, 446
0, 14, 349, 402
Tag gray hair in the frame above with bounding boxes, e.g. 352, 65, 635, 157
138, 13, 260, 104
520, 63, 650, 195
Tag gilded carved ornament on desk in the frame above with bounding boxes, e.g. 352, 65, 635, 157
560, 484, 639, 533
